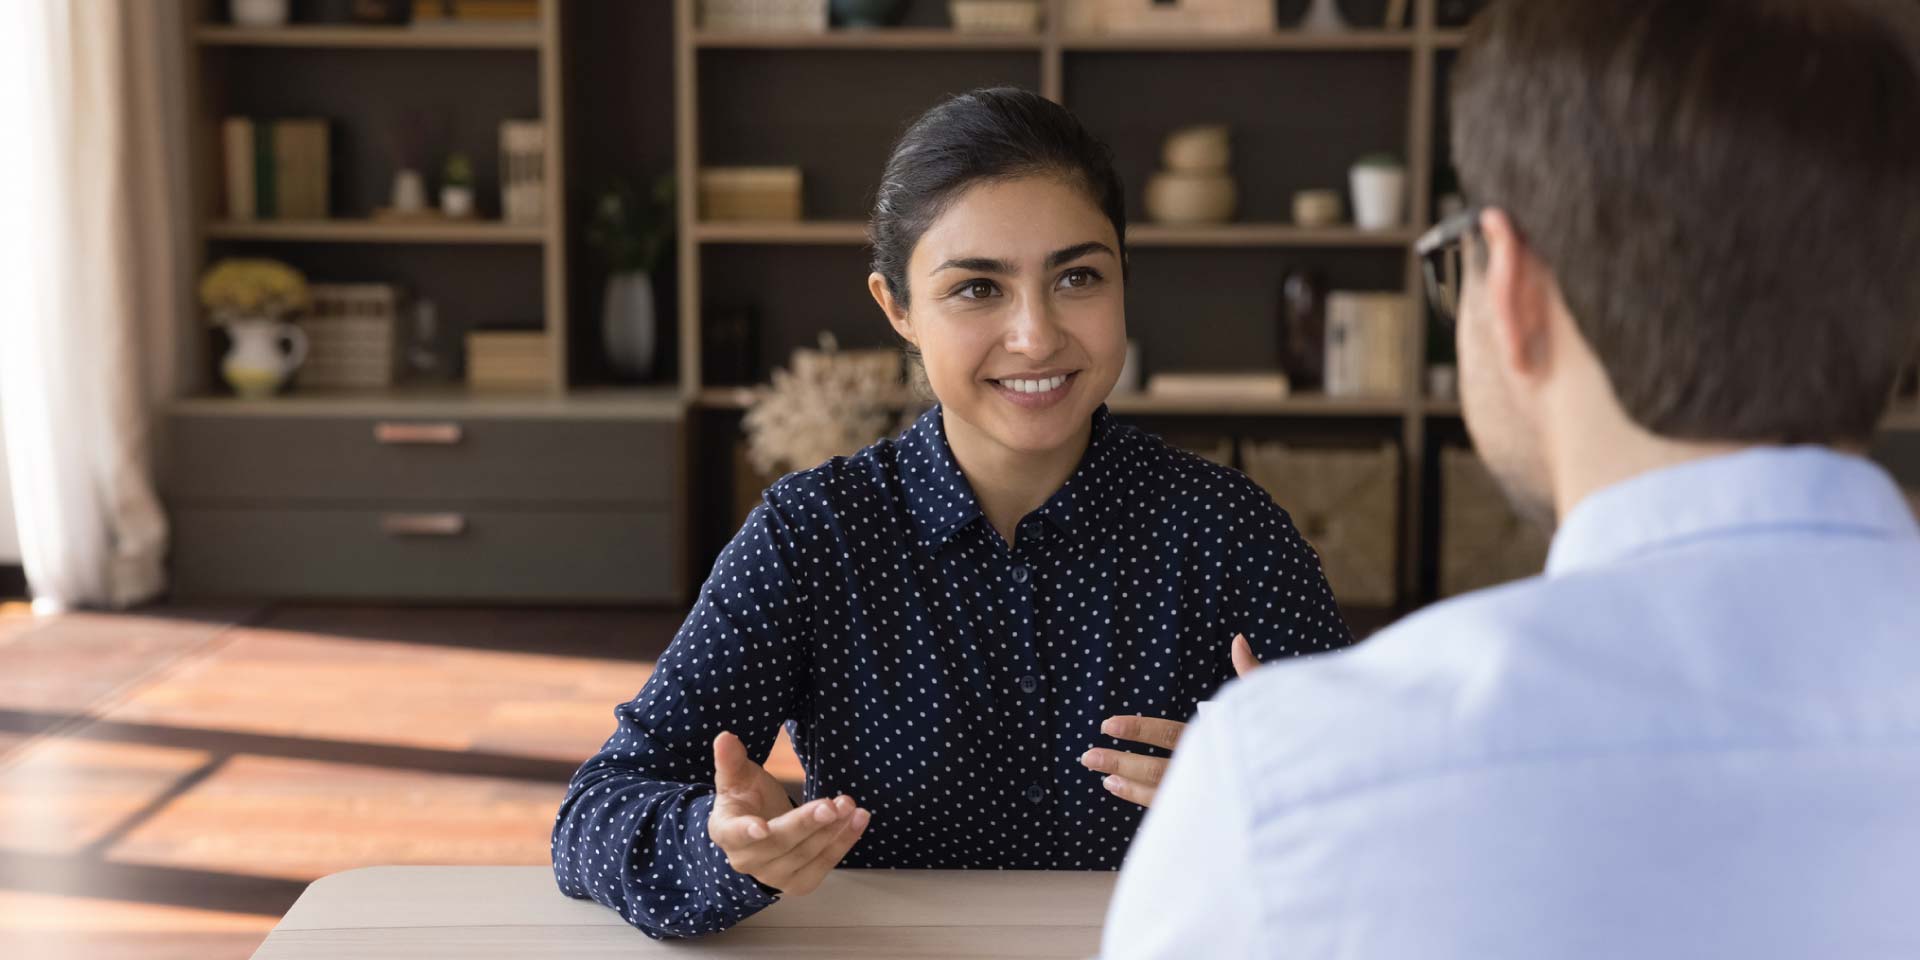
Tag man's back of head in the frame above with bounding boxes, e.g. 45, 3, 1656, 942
1101, 3, 1920, 957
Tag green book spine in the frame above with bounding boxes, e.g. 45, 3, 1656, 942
254, 119, 276, 220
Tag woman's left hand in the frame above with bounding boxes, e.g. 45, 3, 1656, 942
1081, 633, 1262, 808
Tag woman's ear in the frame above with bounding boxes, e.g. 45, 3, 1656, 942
869, 272, 916, 346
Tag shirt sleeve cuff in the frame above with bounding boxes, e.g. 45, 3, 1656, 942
689, 792, 783, 910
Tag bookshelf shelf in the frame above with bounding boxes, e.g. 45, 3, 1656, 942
692, 221, 1418, 248
195, 24, 543, 50
694, 28, 1043, 50
205, 219, 549, 245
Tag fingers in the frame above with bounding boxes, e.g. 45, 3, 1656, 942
1098, 773, 1157, 808
778, 807, 870, 896
1079, 748, 1171, 788
759, 801, 870, 895
712, 731, 762, 796
715, 795, 846, 872
1101, 715, 1187, 751
1231, 633, 1261, 678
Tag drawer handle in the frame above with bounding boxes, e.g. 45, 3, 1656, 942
374, 422, 464, 445
380, 513, 468, 537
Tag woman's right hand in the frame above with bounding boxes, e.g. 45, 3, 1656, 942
706, 731, 870, 896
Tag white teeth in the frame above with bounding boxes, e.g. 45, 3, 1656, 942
1001, 375, 1067, 394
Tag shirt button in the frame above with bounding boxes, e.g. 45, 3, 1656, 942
1011, 565, 1030, 584
1025, 784, 1047, 804
1018, 674, 1040, 694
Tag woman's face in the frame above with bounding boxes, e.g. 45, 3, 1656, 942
869, 174, 1127, 457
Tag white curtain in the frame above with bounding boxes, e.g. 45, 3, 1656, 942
0, 1, 192, 611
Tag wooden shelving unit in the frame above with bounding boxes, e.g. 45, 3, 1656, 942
185, 0, 572, 393
205, 218, 548, 245
195, 24, 543, 49
691, 219, 1418, 249
696, 28, 1043, 50
675, 0, 1460, 607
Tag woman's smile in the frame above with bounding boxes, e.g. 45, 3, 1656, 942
987, 370, 1079, 410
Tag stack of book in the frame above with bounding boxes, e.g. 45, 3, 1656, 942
222, 118, 330, 221
412, 0, 540, 23
1324, 292, 1410, 398
466, 330, 552, 391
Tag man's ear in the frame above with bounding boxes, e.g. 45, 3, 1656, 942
869, 272, 915, 346
1476, 207, 1552, 384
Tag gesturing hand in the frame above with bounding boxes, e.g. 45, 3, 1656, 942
706, 731, 870, 896
1081, 634, 1262, 808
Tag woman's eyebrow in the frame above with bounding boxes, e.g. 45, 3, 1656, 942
1046, 241, 1116, 268
931, 255, 1014, 276
932, 241, 1115, 277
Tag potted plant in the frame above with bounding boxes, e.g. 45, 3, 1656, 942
1350, 151, 1407, 230
441, 152, 475, 218
588, 175, 675, 381
199, 258, 311, 397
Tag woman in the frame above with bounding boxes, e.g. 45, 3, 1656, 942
553, 88, 1354, 939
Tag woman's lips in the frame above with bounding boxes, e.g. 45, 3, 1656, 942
988, 371, 1078, 410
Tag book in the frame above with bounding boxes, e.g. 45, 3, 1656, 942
223, 117, 331, 221
222, 117, 255, 221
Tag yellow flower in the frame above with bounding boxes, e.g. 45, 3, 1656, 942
198, 258, 310, 324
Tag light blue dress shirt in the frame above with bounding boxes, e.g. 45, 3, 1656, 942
1103, 447, 1920, 958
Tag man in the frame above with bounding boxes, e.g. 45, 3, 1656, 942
1101, 0, 1920, 956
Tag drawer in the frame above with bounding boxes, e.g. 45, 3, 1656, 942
164, 416, 678, 506
169, 507, 677, 602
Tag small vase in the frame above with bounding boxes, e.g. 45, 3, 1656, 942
392, 169, 427, 213
232, 0, 290, 27
221, 317, 309, 397
602, 271, 657, 381
1301, 0, 1346, 32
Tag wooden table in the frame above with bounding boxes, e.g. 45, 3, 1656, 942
249, 866, 1118, 958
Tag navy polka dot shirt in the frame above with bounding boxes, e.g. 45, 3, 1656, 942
552, 404, 1354, 939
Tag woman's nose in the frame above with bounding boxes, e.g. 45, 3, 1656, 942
1004, 293, 1067, 358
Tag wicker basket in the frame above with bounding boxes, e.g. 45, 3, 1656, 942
951, 0, 1043, 33
700, 0, 827, 33
299, 284, 399, 389
1241, 441, 1400, 607
1439, 447, 1551, 597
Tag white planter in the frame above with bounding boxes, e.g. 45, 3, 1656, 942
602, 271, 657, 381
231, 0, 290, 27
1350, 164, 1407, 230
221, 318, 308, 397
440, 185, 475, 219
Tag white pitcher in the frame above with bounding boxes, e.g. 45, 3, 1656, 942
222, 317, 309, 397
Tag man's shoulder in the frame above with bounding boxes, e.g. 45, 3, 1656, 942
1212, 577, 1586, 807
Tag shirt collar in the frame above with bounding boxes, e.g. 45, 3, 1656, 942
1546, 446, 1919, 577
897, 404, 1128, 551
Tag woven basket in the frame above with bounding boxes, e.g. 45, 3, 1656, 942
700, 0, 827, 32
1241, 441, 1400, 607
299, 284, 399, 389
1439, 447, 1551, 596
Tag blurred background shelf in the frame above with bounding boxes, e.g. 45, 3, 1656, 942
695, 28, 1043, 50
1060, 30, 1418, 52
205, 219, 549, 245
196, 24, 543, 49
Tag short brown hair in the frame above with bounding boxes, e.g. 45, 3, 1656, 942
1452, 0, 1920, 444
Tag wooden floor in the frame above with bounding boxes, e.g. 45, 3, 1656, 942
0, 603, 805, 960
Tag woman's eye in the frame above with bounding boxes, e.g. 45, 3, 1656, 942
957, 280, 998, 300
1059, 268, 1101, 290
